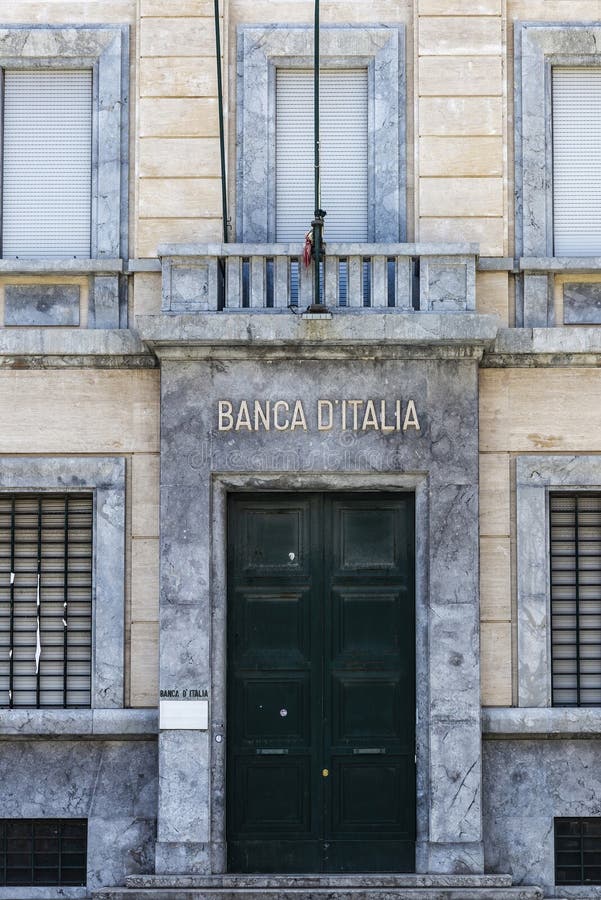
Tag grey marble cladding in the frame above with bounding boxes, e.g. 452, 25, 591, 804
522, 274, 550, 328
162, 259, 219, 313
0, 457, 125, 708
157, 354, 483, 874
563, 282, 601, 324
0, 738, 157, 898
483, 738, 601, 897
4, 284, 80, 327
95, 890, 544, 900
236, 25, 405, 243
125, 875, 515, 888
419, 257, 475, 312
483, 707, 601, 737
0, 708, 158, 738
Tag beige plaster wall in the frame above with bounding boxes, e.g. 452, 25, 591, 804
0, 368, 160, 708
416, 0, 506, 256
479, 367, 601, 707
137, 0, 224, 257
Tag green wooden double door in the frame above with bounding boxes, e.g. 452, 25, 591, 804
227, 493, 415, 873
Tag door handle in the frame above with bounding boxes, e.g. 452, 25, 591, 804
352, 748, 386, 755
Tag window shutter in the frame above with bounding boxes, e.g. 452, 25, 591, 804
2, 70, 92, 258
550, 493, 601, 706
553, 67, 601, 256
0, 495, 93, 708
276, 68, 368, 242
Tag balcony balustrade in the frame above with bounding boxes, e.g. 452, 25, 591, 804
159, 243, 477, 314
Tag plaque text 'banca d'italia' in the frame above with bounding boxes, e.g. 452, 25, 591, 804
217, 399, 421, 433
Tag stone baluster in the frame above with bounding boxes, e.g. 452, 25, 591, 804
225, 256, 242, 308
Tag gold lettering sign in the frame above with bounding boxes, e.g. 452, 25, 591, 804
217, 400, 421, 434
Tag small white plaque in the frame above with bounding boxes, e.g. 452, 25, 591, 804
160, 699, 209, 730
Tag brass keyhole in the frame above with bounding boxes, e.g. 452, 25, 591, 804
322, 768, 329, 777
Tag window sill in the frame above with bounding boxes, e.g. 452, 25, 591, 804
483, 707, 601, 738
521, 257, 601, 273
0, 708, 158, 739
0, 258, 123, 274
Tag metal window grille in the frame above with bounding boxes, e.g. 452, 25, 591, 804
555, 817, 601, 885
0, 494, 93, 708
0, 819, 87, 887
550, 492, 601, 706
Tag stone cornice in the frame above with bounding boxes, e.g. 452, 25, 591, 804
135, 311, 500, 361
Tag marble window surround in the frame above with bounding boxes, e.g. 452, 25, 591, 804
0, 25, 129, 328
515, 24, 601, 326
516, 455, 601, 709
236, 24, 406, 243
515, 22, 601, 260
0, 457, 125, 709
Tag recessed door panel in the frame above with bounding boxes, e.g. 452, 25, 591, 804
237, 676, 310, 744
332, 674, 402, 741
227, 493, 415, 873
233, 756, 312, 831
235, 589, 310, 666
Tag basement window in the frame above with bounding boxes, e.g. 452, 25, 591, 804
0, 819, 87, 887
556, 818, 601, 885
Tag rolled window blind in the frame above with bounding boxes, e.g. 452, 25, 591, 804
2, 69, 92, 258
276, 68, 368, 242
0, 494, 93, 708
553, 67, 601, 256
550, 493, 601, 706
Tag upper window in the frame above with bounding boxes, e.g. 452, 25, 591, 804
3, 70, 92, 258
0, 25, 128, 261
515, 23, 601, 258
237, 25, 405, 244
275, 68, 368, 242
0, 494, 93, 709
552, 68, 601, 257
550, 492, 601, 707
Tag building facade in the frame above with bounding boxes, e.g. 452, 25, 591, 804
1, 1, 601, 898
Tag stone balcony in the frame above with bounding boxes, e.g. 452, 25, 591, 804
158, 242, 478, 314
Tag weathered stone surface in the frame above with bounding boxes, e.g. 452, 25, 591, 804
483, 739, 601, 895
5, 284, 80, 326
0, 739, 157, 893
125, 875, 515, 888
94, 888, 543, 900
563, 282, 601, 324
522, 274, 549, 328
0, 709, 157, 737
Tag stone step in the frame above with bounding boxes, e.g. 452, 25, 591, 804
125, 877, 515, 890
93, 886, 545, 900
